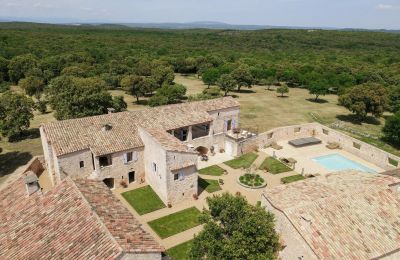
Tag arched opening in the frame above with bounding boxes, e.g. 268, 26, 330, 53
103, 178, 114, 189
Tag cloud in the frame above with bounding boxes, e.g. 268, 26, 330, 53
377, 4, 400, 10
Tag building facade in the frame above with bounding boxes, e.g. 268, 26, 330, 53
40, 97, 240, 205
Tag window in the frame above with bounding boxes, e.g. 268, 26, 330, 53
267, 132, 273, 139
153, 163, 157, 173
124, 152, 133, 164
174, 173, 179, 181
226, 119, 232, 131
323, 129, 329, 135
79, 161, 84, 168
99, 155, 112, 167
389, 158, 399, 167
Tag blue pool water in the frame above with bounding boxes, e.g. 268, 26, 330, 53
312, 154, 376, 173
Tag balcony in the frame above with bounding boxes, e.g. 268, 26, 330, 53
226, 128, 258, 141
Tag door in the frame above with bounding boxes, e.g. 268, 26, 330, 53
128, 171, 135, 184
225, 141, 233, 156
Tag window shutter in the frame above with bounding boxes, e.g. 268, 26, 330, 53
133, 151, 138, 162
232, 119, 236, 129
123, 153, 128, 164
224, 121, 227, 132
179, 172, 185, 180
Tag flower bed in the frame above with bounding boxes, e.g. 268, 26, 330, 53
238, 173, 267, 189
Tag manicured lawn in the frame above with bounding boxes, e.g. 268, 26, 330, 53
198, 177, 222, 193
121, 186, 165, 215
148, 207, 202, 239
224, 153, 258, 169
167, 240, 193, 259
281, 174, 305, 184
259, 157, 292, 174
198, 165, 225, 176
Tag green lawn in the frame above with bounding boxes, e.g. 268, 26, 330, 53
167, 240, 193, 260
198, 165, 225, 176
224, 153, 258, 169
148, 207, 202, 239
121, 186, 165, 215
281, 174, 305, 184
259, 157, 292, 174
198, 177, 222, 193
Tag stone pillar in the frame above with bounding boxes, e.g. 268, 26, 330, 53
187, 126, 193, 141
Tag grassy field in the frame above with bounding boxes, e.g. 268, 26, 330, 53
259, 157, 292, 174
148, 207, 202, 239
281, 174, 306, 184
198, 165, 225, 176
224, 153, 258, 169
121, 186, 166, 215
198, 177, 222, 193
167, 240, 193, 260
175, 74, 387, 136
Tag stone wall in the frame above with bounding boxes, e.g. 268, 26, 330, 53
208, 106, 240, 135
138, 128, 169, 204
120, 252, 161, 260
237, 123, 400, 170
166, 151, 198, 204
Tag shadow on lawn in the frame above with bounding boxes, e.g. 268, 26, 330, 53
8, 128, 40, 143
336, 114, 381, 126
0, 151, 33, 179
306, 98, 329, 104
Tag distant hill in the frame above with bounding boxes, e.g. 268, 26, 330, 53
0, 18, 399, 33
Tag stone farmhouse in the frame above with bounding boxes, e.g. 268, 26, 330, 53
0, 158, 163, 260
40, 97, 240, 205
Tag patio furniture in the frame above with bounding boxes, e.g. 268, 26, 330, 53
200, 154, 208, 161
271, 142, 283, 150
326, 142, 341, 150
280, 157, 297, 168
288, 137, 322, 148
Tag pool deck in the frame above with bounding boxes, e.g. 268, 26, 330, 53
261, 140, 384, 175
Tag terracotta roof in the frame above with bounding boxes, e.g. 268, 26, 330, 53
42, 97, 238, 156
264, 171, 400, 259
143, 128, 197, 154
381, 168, 400, 178
0, 176, 162, 259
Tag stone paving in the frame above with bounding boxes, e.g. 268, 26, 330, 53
113, 151, 300, 249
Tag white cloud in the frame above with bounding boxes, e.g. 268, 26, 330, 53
377, 4, 400, 10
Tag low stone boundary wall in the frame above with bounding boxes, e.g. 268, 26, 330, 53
237, 123, 400, 171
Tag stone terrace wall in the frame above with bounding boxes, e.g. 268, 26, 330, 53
238, 123, 400, 171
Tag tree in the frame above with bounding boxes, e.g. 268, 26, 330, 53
277, 83, 289, 97
148, 84, 186, 107
308, 79, 330, 101
202, 68, 220, 88
388, 85, 400, 113
120, 75, 144, 102
217, 74, 237, 96
189, 193, 280, 259
46, 76, 113, 120
0, 56, 9, 82
232, 65, 253, 92
140, 77, 159, 95
19, 76, 45, 98
36, 100, 47, 114
8, 54, 39, 83
151, 66, 175, 87
0, 91, 34, 138
383, 111, 400, 146
339, 83, 388, 120
112, 96, 127, 112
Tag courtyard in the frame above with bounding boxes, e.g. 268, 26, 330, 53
113, 139, 385, 258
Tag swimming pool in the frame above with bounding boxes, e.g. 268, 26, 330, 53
312, 154, 376, 173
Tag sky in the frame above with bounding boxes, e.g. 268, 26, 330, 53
1, 0, 400, 29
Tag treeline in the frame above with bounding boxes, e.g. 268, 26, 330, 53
0, 23, 399, 144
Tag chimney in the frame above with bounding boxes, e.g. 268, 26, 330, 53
107, 108, 116, 114
24, 174, 40, 196
102, 123, 113, 132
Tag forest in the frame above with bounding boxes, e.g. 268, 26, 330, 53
0, 22, 399, 147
